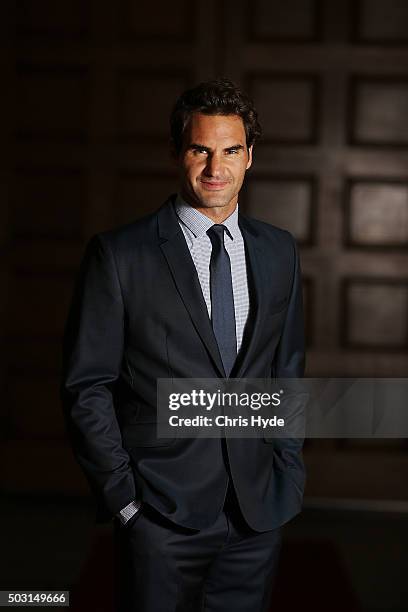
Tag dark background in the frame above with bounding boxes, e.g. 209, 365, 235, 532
2, 1, 408, 610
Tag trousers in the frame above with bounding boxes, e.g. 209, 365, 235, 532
113, 480, 283, 612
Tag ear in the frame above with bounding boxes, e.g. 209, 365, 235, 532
246, 145, 253, 170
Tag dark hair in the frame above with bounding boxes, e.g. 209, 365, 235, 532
170, 77, 262, 154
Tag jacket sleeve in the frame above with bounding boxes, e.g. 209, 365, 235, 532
60, 233, 137, 519
271, 232, 306, 469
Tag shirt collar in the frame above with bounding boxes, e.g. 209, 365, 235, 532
174, 193, 240, 240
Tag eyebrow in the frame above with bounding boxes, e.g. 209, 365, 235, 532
188, 143, 245, 153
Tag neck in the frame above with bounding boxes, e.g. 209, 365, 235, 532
194, 206, 236, 223
180, 194, 237, 223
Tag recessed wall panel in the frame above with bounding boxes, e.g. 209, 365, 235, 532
355, 0, 408, 43
117, 73, 189, 140
121, 0, 194, 41
350, 79, 408, 146
344, 280, 408, 348
245, 177, 314, 244
347, 180, 408, 247
249, 75, 319, 144
249, 0, 320, 42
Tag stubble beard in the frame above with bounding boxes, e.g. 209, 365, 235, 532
195, 182, 238, 211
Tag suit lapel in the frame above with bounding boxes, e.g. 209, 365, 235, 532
157, 197, 226, 377
232, 213, 268, 378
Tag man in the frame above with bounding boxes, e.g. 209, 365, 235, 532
61, 78, 305, 612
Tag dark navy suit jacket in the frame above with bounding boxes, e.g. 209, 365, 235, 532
60, 195, 306, 531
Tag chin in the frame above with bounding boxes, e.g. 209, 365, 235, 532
196, 193, 233, 209
200, 200, 226, 208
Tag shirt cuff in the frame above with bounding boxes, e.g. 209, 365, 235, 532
116, 500, 142, 525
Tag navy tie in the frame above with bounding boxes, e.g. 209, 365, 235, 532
207, 224, 237, 377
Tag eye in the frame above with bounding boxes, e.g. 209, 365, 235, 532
226, 148, 240, 155
193, 147, 208, 155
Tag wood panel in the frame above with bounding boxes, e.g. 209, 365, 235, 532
245, 174, 316, 245
349, 77, 408, 146
345, 179, 408, 248
117, 71, 190, 142
248, 0, 322, 43
119, 0, 195, 41
248, 74, 320, 145
342, 278, 408, 349
352, 0, 408, 44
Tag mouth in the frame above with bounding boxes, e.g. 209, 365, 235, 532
200, 180, 229, 191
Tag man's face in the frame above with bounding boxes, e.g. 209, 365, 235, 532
175, 112, 253, 214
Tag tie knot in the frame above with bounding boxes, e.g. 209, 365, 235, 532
207, 224, 227, 245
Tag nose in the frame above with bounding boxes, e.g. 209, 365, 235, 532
204, 153, 224, 178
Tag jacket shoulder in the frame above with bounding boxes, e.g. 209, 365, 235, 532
241, 213, 296, 250
103, 209, 158, 244
85, 206, 162, 258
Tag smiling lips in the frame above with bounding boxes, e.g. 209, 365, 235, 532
200, 180, 229, 190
